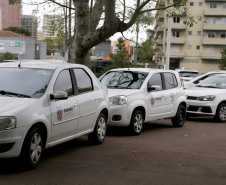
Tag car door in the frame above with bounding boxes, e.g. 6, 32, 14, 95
162, 72, 179, 115
73, 68, 99, 133
147, 72, 167, 119
49, 69, 79, 143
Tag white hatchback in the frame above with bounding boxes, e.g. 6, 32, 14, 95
0, 61, 109, 169
99, 68, 187, 135
186, 74, 226, 122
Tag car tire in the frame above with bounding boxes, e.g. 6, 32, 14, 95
129, 110, 144, 135
88, 113, 106, 145
20, 127, 43, 169
171, 104, 186, 127
215, 103, 226, 122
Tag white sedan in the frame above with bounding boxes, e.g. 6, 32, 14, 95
186, 74, 226, 122
0, 60, 109, 169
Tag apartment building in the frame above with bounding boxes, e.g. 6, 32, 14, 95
21, 15, 38, 39
43, 14, 61, 39
153, 0, 226, 73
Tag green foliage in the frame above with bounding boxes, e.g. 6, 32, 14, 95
137, 40, 155, 64
8, 0, 21, 5
109, 37, 131, 63
218, 48, 226, 70
0, 52, 17, 63
43, 36, 64, 55
3, 26, 31, 36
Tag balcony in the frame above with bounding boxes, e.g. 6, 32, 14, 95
170, 52, 185, 58
204, 9, 226, 16
203, 24, 226, 31
170, 37, 185, 44
205, 0, 226, 2
156, 25, 163, 33
201, 52, 221, 60
153, 44, 162, 50
157, 38, 163, 45
157, 10, 164, 19
154, 22, 162, 29
203, 38, 226, 45
166, 23, 186, 30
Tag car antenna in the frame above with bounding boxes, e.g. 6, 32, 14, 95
18, 60, 22, 68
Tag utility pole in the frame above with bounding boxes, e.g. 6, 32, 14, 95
165, 0, 173, 70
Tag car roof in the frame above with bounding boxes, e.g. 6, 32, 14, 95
0, 60, 85, 70
108, 68, 175, 73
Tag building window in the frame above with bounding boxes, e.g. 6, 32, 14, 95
223, 3, 226, 9
188, 31, 192, 35
220, 47, 226, 52
171, 45, 180, 52
206, 46, 215, 53
208, 32, 215, 38
220, 32, 226, 38
210, 3, 217, 9
172, 31, 180, 37
206, 17, 216, 24
173, 17, 180, 23
198, 17, 202, 21
197, 31, 201, 36
196, 46, 200, 50
221, 18, 226, 24
190, 2, 194, 6
187, 45, 192, 49
199, 2, 203, 6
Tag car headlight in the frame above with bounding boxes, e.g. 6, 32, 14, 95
197, 95, 215, 101
0, 117, 16, 131
110, 96, 127, 105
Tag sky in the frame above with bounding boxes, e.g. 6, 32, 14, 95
22, 0, 152, 43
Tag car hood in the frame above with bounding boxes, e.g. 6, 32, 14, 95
185, 87, 225, 96
0, 96, 37, 116
108, 89, 140, 97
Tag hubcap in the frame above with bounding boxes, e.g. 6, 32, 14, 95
219, 106, 226, 121
97, 117, 106, 140
134, 114, 143, 132
30, 133, 42, 164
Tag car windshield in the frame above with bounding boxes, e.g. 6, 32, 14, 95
179, 72, 199, 78
0, 68, 53, 98
197, 75, 226, 89
100, 71, 148, 89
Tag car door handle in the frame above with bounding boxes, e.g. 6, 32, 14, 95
95, 98, 99, 101
74, 104, 78, 108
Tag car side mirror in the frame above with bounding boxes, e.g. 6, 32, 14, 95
50, 91, 68, 100
147, 85, 161, 92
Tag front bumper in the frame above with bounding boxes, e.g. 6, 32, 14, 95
0, 126, 30, 158
187, 100, 216, 116
108, 104, 133, 126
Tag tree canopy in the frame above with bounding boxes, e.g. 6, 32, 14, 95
12, 0, 189, 66
218, 48, 226, 70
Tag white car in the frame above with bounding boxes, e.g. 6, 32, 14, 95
0, 60, 109, 169
184, 70, 226, 89
175, 69, 199, 82
186, 74, 226, 122
99, 68, 187, 135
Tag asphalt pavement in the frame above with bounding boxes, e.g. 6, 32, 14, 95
1, 116, 226, 185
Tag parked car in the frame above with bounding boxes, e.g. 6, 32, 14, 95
184, 70, 226, 89
175, 69, 199, 82
0, 60, 109, 169
185, 74, 226, 122
99, 68, 187, 135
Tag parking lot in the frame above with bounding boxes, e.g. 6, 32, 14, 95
1, 117, 226, 185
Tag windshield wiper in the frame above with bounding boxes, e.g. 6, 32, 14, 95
197, 86, 218, 88
0, 90, 31, 98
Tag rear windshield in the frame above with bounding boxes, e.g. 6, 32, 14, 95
100, 71, 148, 89
0, 68, 53, 98
179, 72, 199, 78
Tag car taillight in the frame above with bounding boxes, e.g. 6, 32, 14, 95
180, 76, 184, 87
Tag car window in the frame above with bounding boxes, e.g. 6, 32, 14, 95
54, 69, 73, 96
179, 72, 199, 78
164, 73, 178, 89
73, 68, 93, 93
100, 71, 148, 89
148, 73, 163, 90
0, 68, 53, 98
197, 75, 226, 89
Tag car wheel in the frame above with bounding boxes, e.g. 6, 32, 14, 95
88, 113, 106, 145
20, 127, 43, 169
171, 104, 186, 127
215, 103, 226, 122
129, 110, 144, 135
